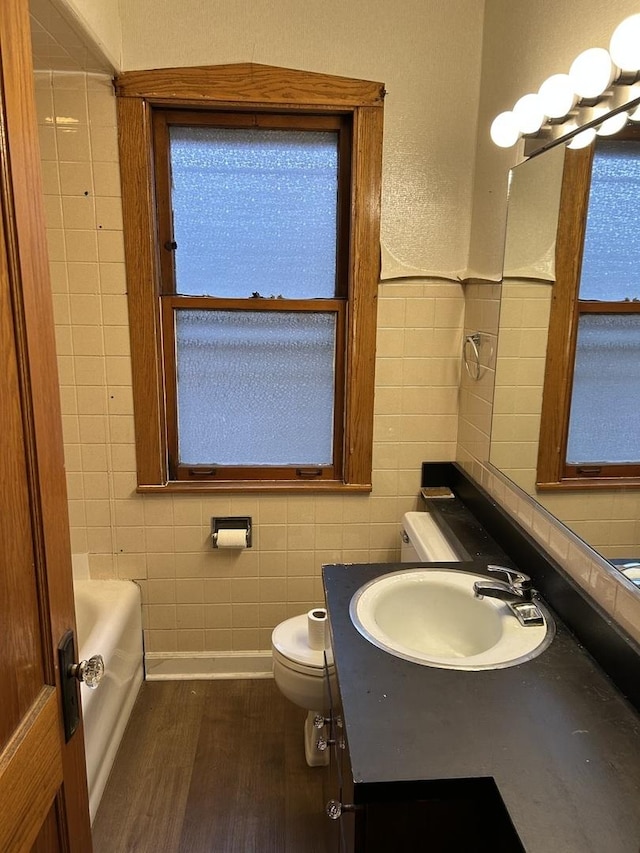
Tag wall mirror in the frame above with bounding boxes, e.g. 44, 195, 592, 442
489, 98, 640, 593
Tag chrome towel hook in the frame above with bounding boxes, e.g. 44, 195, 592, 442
463, 333, 482, 381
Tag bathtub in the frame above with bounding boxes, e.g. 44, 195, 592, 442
74, 580, 144, 822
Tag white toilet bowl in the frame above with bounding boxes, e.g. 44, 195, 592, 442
271, 613, 330, 767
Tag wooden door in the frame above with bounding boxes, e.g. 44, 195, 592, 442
0, 0, 93, 850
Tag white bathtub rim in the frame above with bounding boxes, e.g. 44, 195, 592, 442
74, 579, 143, 823
74, 579, 140, 650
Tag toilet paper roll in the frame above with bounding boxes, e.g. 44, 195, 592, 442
215, 528, 247, 549
307, 608, 328, 650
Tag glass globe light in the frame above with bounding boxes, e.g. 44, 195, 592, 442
628, 103, 640, 122
609, 14, 640, 73
512, 93, 545, 134
567, 126, 597, 149
569, 48, 615, 99
596, 111, 628, 136
490, 111, 521, 148
538, 74, 576, 118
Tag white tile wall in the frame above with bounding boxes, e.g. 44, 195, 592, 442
459, 284, 640, 646
38, 70, 464, 654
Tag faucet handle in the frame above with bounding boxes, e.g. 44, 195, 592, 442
487, 565, 532, 590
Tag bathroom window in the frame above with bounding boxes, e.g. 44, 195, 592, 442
537, 127, 640, 489
116, 64, 384, 491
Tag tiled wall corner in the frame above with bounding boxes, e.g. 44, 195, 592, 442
459, 282, 640, 648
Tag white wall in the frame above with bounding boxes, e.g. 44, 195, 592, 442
42, 0, 122, 69
118, 0, 485, 279
469, 0, 640, 279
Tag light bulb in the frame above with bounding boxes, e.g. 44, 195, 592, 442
629, 103, 640, 122
538, 74, 576, 118
596, 111, 628, 136
567, 127, 596, 149
569, 48, 615, 99
490, 111, 521, 148
609, 14, 640, 73
512, 93, 545, 134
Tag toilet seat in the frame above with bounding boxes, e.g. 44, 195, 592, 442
272, 614, 326, 677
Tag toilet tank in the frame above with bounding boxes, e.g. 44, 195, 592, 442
401, 511, 461, 562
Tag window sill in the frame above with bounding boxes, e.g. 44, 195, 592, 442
135, 480, 372, 495
537, 477, 640, 491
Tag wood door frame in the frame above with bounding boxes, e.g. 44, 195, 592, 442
0, 0, 92, 847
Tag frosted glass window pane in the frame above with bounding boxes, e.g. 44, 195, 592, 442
169, 127, 338, 298
175, 310, 336, 466
566, 315, 640, 463
579, 139, 640, 301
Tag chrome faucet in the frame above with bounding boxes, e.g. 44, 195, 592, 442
473, 565, 533, 602
474, 566, 544, 626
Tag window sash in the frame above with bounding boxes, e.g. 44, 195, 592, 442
153, 112, 351, 482
161, 296, 346, 482
567, 314, 640, 461
152, 109, 352, 300
537, 133, 640, 488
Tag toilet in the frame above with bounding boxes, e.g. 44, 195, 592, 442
271, 611, 331, 767
272, 512, 450, 767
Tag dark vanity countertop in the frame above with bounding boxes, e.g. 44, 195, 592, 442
323, 560, 640, 853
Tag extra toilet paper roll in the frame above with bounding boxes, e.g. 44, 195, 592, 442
307, 608, 328, 650
215, 528, 247, 549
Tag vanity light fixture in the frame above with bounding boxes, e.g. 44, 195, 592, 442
491, 13, 640, 154
609, 13, 640, 79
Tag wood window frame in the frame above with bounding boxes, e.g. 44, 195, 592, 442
537, 131, 640, 490
115, 63, 385, 493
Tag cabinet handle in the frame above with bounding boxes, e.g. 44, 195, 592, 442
325, 800, 359, 820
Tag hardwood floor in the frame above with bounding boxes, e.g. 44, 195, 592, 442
91, 680, 330, 853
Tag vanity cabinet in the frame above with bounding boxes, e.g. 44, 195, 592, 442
322, 650, 524, 853
323, 650, 355, 852
323, 558, 640, 853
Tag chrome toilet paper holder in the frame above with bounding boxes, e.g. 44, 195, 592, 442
211, 516, 252, 548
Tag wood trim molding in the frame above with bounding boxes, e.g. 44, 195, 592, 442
117, 95, 168, 485
344, 106, 383, 487
536, 147, 592, 487
115, 62, 385, 108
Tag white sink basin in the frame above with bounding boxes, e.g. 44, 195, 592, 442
349, 568, 554, 671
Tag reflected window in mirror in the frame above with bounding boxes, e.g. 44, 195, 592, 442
538, 126, 640, 489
